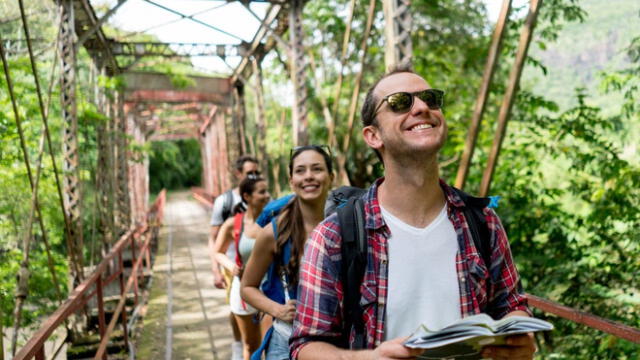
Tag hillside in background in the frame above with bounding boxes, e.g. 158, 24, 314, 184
524, 0, 639, 112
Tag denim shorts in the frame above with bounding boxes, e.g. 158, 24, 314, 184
265, 328, 290, 360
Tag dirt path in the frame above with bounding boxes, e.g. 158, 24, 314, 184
137, 191, 232, 360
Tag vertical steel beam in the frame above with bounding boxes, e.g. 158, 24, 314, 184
219, 109, 232, 190
479, 0, 543, 196
232, 84, 248, 155
202, 106, 221, 195
115, 93, 131, 233
383, 0, 413, 69
289, 0, 309, 146
200, 127, 211, 194
252, 57, 268, 173
128, 108, 148, 223
59, 0, 84, 279
108, 95, 119, 238
140, 131, 149, 222
95, 66, 114, 252
455, 0, 512, 190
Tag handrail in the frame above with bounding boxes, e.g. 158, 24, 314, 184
191, 186, 215, 208
527, 294, 640, 344
14, 189, 167, 360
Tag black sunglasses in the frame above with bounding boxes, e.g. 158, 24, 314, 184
289, 144, 332, 161
374, 89, 445, 115
246, 170, 261, 177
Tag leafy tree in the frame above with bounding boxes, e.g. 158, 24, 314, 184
149, 139, 203, 193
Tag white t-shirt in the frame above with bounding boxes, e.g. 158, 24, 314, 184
382, 204, 461, 341
210, 189, 242, 260
210, 189, 242, 226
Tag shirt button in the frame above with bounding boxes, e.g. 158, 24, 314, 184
382, 259, 387, 264
459, 276, 466, 283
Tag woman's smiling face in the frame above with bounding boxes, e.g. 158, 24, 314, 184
245, 180, 270, 210
289, 149, 333, 203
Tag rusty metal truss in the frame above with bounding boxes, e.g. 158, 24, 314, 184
110, 41, 246, 59
231, 3, 287, 83
72, 0, 119, 74
59, 0, 84, 280
383, 0, 413, 68
115, 91, 131, 234
289, 0, 309, 146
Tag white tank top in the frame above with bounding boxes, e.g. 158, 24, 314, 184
381, 204, 461, 340
229, 232, 258, 315
238, 232, 256, 265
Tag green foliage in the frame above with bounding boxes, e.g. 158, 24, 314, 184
149, 139, 202, 193
490, 84, 640, 357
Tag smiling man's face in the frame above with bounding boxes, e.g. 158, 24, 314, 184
367, 72, 447, 161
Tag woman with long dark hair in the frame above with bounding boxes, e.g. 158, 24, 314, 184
214, 176, 270, 360
241, 146, 334, 360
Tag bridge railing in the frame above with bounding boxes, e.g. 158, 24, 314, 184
14, 190, 167, 360
187, 188, 640, 346
190, 186, 215, 208
527, 294, 640, 344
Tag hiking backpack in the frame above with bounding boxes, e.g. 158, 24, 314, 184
327, 185, 494, 349
220, 189, 235, 221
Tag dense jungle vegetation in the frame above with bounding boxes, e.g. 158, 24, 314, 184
1, 0, 639, 358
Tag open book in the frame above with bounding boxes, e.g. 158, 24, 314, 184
403, 314, 553, 359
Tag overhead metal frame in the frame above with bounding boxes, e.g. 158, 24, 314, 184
141, 0, 244, 42
231, 3, 287, 83
110, 41, 245, 58
76, 0, 129, 47
73, 0, 120, 74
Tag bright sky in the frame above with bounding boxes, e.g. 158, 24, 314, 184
96, 0, 521, 74
94, 0, 270, 73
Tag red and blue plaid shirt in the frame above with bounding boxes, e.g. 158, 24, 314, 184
290, 178, 530, 358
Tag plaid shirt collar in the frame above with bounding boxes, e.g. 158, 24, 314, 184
363, 177, 466, 230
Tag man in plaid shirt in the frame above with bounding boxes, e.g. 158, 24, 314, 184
291, 67, 536, 360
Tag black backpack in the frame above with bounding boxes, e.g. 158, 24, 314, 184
221, 189, 235, 221
326, 186, 493, 349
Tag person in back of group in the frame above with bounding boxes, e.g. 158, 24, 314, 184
214, 176, 270, 360
291, 66, 536, 360
208, 155, 260, 360
241, 145, 334, 360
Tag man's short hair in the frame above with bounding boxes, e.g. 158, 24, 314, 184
234, 155, 258, 172
361, 63, 418, 128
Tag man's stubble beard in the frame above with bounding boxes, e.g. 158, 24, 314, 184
380, 130, 447, 169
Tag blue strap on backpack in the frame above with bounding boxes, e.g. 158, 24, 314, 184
257, 194, 295, 227
251, 217, 294, 360
259, 218, 295, 304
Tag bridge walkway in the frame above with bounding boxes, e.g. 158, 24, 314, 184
136, 191, 232, 360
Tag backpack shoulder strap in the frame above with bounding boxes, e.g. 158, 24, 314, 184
270, 217, 295, 300
222, 190, 234, 220
451, 187, 492, 271
337, 197, 367, 349
233, 213, 244, 267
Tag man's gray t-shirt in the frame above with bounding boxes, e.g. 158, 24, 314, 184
210, 189, 242, 226
211, 189, 242, 260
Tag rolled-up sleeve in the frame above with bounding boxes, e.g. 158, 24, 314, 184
290, 217, 343, 359
486, 208, 531, 318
